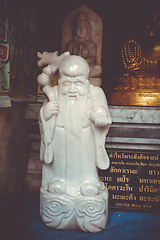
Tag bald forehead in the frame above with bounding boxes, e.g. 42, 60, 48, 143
59, 56, 89, 77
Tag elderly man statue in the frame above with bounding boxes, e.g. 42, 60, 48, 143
38, 52, 111, 232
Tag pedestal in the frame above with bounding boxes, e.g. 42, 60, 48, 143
40, 186, 108, 232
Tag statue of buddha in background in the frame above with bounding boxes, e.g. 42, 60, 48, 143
61, 4, 103, 87
67, 12, 102, 80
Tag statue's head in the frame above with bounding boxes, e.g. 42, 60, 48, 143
73, 12, 90, 41
58, 55, 90, 99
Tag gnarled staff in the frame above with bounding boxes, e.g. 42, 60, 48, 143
37, 51, 70, 101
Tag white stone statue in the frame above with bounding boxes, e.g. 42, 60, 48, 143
37, 51, 111, 232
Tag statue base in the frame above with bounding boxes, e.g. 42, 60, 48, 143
109, 89, 160, 106
40, 187, 108, 233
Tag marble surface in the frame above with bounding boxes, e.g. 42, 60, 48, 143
107, 106, 160, 150
109, 106, 160, 124
37, 54, 111, 232
25, 105, 160, 123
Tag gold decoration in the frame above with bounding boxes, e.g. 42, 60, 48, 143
121, 40, 142, 71
109, 89, 160, 106
109, 40, 160, 106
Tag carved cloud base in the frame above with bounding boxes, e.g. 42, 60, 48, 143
40, 186, 108, 233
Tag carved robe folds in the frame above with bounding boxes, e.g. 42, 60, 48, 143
39, 84, 111, 232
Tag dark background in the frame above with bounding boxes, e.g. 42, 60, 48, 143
33, 0, 160, 96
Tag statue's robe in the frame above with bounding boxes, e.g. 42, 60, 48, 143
39, 84, 111, 196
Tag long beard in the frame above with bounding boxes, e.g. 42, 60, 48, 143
59, 94, 88, 138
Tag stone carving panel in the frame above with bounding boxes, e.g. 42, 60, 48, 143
61, 5, 103, 86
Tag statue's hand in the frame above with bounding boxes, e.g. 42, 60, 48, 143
94, 117, 109, 127
90, 106, 111, 127
42, 101, 58, 121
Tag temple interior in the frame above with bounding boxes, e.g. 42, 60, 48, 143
0, 0, 160, 239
